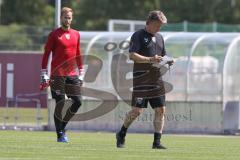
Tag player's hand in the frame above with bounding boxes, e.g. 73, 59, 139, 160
40, 69, 50, 90
40, 69, 50, 83
152, 55, 174, 68
150, 55, 162, 63
78, 68, 84, 86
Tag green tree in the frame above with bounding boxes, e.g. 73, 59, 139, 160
63, 0, 161, 30
0, 24, 33, 50
1, 0, 54, 26
160, 0, 240, 23
2, 0, 240, 30
64, 0, 240, 30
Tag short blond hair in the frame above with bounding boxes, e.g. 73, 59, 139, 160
61, 7, 73, 16
146, 10, 167, 25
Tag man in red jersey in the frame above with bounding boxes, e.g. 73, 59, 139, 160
40, 7, 83, 143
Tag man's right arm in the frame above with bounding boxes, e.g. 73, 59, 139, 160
40, 32, 55, 90
41, 32, 55, 69
129, 32, 161, 64
129, 52, 162, 63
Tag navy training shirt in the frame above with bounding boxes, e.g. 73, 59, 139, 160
129, 28, 166, 58
129, 29, 166, 82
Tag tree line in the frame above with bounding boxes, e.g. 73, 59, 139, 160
1, 0, 240, 30
0, 0, 239, 50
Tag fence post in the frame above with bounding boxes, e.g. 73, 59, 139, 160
183, 20, 188, 32
213, 22, 217, 32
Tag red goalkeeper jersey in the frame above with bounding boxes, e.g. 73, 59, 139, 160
41, 27, 83, 76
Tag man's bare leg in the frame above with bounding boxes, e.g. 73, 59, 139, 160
116, 107, 143, 148
152, 106, 166, 149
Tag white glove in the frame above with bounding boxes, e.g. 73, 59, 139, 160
40, 69, 50, 83
40, 69, 50, 90
78, 68, 84, 83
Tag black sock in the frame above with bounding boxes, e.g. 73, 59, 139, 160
153, 132, 162, 144
119, 125, 128, 137
54, 114, 63, 138
53, 97, 65, 137
62, 121, 68, 131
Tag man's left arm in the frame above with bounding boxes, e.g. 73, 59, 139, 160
76, 32, 84, 83
160, 35, 174, 66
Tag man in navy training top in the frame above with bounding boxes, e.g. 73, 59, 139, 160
116, 10, 173, 149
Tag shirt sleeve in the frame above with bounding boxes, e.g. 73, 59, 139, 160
76, 32, 83, 70
129, 32, 141, 53
41, 31, 55, 69
156, 33, 166, 56
162, 35, 166, 56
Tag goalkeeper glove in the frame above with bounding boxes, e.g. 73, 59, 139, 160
78, 68, 84, 85
39, 69, 50, 90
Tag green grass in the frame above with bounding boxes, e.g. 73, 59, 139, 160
0, 131, 240, 160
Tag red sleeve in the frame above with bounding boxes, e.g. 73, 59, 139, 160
76, 32, 83, 70
41, 31, 55, 69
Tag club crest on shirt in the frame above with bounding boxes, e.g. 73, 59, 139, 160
55, 90, 61, 95
144, 37, 149, 43
136, 97, 144, 104
65, 34, 70, 40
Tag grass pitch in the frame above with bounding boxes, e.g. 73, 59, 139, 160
0, 131, 240, 160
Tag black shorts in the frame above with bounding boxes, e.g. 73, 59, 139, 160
131, 78, 166, 108
131, 66, 166, 108
50, 76, 82, 99
131, 94, 166, 108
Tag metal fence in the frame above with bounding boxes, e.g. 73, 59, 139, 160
1, 92, 47, 130
1, 22, 240, 51
109, 20, 240, 32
